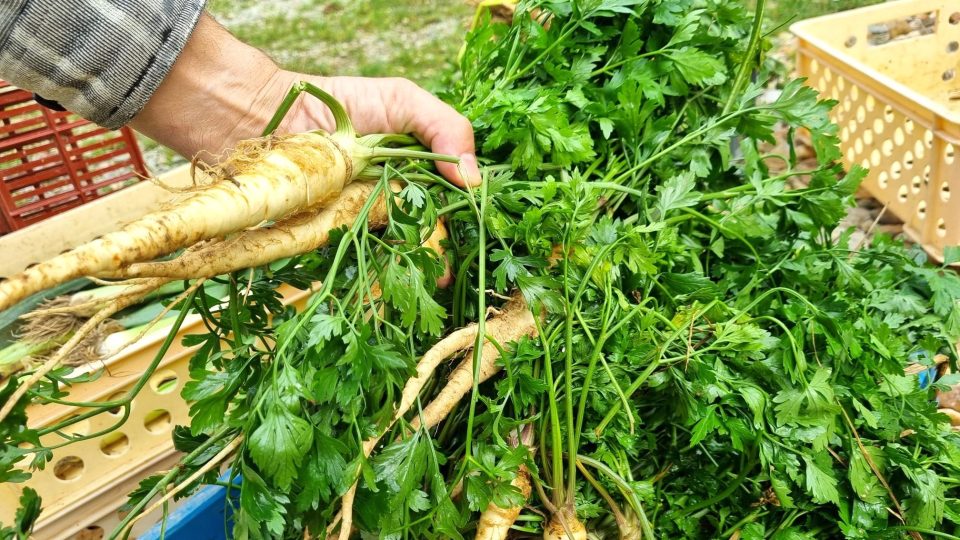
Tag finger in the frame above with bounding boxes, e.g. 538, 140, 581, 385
388, 79, 482, 187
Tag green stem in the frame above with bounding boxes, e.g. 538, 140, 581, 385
590, 182, 646, 198
680, 207, 760, 263
613, 112, 745, 188
576, 454, 655, 540
698, 168, 829, 201
508, 20, 580, 84
591, 48, 665, 77
574, 311, 612, 448
599, 353, 636, 434
723, 0, 766, 115
28, 291, 196, 412
595, 301, 716, 435
0, 340, 62, 376
438, 200, 471, 217
563, 298, 577, 502
889, 528, 960, 540
272, 181, 386, 361
607, 92, 700, 215
261, 81, 355, 137
538, 317, 565, 507
39, 404, 133, 449
463, 174, 489, 466
672, 458, 754, 518
369, 147, 460, 164
720, 508, 766, 538
110, 427, 234, 539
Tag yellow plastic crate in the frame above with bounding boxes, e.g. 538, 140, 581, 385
0, 284, 312, 539
0, 165, 313, 539
793, 0, 960, 260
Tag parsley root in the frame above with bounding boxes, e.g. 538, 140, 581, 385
0, 84, 458, 311
410, 293, 537, 431
475, 427, 535, 540
425, 217, 452, 288
335, 293, 533, 540
543, 507, 588, 540
110, 181, 393, 279
0, 132, 361, 311
475, 465, 531, 540
332, 324, 482, 540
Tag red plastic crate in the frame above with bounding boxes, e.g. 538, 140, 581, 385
0, 81, 148, 233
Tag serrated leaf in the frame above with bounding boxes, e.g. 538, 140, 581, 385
400, 183, 427, 209
655, 172, 700, 220
849, 445, 885, 504
238, 462, 289, 538
248, 402, 314, 490
668, 47, 727, 86
943, 245, 960, 265
770, 471, 795, 509
803, 454, 839, 505
740, 386, 767, 429
306, 312, 344, 346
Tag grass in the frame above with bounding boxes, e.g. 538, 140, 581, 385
206, 0, 473, 92
758, 0, 884, 28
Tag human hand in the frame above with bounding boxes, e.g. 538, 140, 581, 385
261, 73, 482, 187
132, 15, 480, 187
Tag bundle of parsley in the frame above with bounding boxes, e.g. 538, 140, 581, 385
3, 1, 960, 539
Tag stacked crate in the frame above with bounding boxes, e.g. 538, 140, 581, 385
0, 81, 147, 233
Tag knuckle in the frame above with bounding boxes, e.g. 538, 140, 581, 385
455, 115, 474, 134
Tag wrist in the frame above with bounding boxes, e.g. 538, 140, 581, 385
129, 13, 282, 161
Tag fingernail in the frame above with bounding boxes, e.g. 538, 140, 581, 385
459, 153, 482, 186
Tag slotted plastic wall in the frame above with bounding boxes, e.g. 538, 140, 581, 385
0, 285, 312, 539
793, 1, 960, 260
0, 81, 147, 233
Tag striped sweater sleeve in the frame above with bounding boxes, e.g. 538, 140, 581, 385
0, 0, 206, 128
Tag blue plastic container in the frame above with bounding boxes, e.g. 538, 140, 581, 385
140, 476, 238, 540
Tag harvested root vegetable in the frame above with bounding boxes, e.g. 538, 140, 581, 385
475, 465, 531, 540
425, 217, 453, 288
475, 426, 535, 540
940, 408, 960, 426
619, 515, 642, 540
335, 293, 535, 540
467, 0, 518, 24
410, 293, 537, 431
112, 180, 453, 284
0, 132, 357, 310
110, 181, 393, 280
543, 507, 588, 540
575, 460, 642, 540
937, 363, 960, 411
0, 277, 177, 420
0, 83, 457, 311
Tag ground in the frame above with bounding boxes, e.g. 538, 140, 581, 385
138, 0, 882, 173
206, 0, 473, 88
